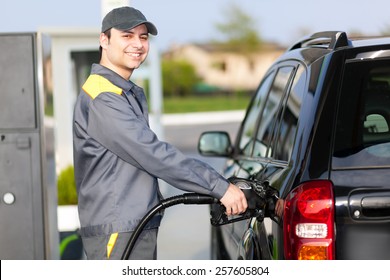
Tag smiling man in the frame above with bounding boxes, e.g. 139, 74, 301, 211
72, 6, 247, 260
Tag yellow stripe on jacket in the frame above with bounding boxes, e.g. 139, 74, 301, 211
82, 74, 123, 99
107, 232, 119, 259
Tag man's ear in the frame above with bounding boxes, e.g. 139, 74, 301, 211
100, 33, 108, 50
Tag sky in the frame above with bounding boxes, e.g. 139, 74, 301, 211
2, 0, 390, 51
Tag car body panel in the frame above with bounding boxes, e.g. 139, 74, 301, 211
200, 32, 390, 260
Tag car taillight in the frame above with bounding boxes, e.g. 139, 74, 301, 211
283, 180, 335, 260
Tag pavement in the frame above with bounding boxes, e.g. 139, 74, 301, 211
161, 110, 245, 126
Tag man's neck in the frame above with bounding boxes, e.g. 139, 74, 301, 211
99, 60, 133, 81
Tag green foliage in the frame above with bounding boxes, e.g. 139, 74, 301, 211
44, 91, 54, 117
163, 94, 251, 113
162, 59, 201, 97
57, 165, 77, 205
214, 3, 262, 53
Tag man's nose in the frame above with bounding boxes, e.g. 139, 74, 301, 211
131, 37, 143, 48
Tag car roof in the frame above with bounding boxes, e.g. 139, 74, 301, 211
275, 31, 390, 67
349, 36, 390, 48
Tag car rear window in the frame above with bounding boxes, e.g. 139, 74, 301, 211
333, 58, 390, 168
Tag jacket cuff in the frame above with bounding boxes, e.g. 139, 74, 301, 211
211, 178, 230, 200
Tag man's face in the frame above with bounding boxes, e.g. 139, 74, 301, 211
100, 24, 150, 79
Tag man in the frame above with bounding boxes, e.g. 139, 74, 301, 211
73, 6, 247, 260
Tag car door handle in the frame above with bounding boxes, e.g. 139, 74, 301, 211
349, 189, 390, 220
362, 196, 390, 209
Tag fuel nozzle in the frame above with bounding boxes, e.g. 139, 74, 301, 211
210, 177, 279, 226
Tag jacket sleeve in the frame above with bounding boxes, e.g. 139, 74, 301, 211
87, 92, 229, 199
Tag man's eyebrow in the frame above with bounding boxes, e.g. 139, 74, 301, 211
120, 29, 149, 36
120, 29, 135, 34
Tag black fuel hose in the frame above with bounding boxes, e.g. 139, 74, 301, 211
121, 193, 218, 260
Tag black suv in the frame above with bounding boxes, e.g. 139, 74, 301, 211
198, 31, 390, 260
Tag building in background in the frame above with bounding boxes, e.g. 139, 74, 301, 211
164, 42, 285, 92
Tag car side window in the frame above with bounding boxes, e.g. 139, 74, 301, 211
238, 72, 275, 156
271, 65, 305, 161
252, 66, 295, 158
333, 59, 390, 168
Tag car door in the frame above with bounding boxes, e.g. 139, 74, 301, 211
218, 70, 276, 258
255, 64, 306, 260
228, 62, 304, 259
331, 54, 390, 259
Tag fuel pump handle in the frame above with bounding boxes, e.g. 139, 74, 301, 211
210, 177, 279, 226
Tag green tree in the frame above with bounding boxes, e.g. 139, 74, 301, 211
214, 3, 262, 53
57, 165, 77, 205
162, 58, 201, 97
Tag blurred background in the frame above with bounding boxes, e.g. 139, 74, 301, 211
1, 0, 390, 260
4, 0, 390, 50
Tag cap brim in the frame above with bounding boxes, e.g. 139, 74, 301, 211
115, 20, 158, 35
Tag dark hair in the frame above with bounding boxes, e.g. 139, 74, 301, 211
99, 29, 112, 60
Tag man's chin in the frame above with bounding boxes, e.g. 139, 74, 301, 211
129, 61, 145, 70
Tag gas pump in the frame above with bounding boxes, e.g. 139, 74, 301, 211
0, 33, 59, 259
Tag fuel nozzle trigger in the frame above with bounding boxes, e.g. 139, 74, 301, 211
210, 177, 279, 226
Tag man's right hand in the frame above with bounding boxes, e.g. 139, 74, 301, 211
220, 183, 248, 216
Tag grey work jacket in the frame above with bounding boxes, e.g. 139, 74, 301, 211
73, 64, 229, 237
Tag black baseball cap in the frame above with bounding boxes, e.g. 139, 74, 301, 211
101, 6, 158, 35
